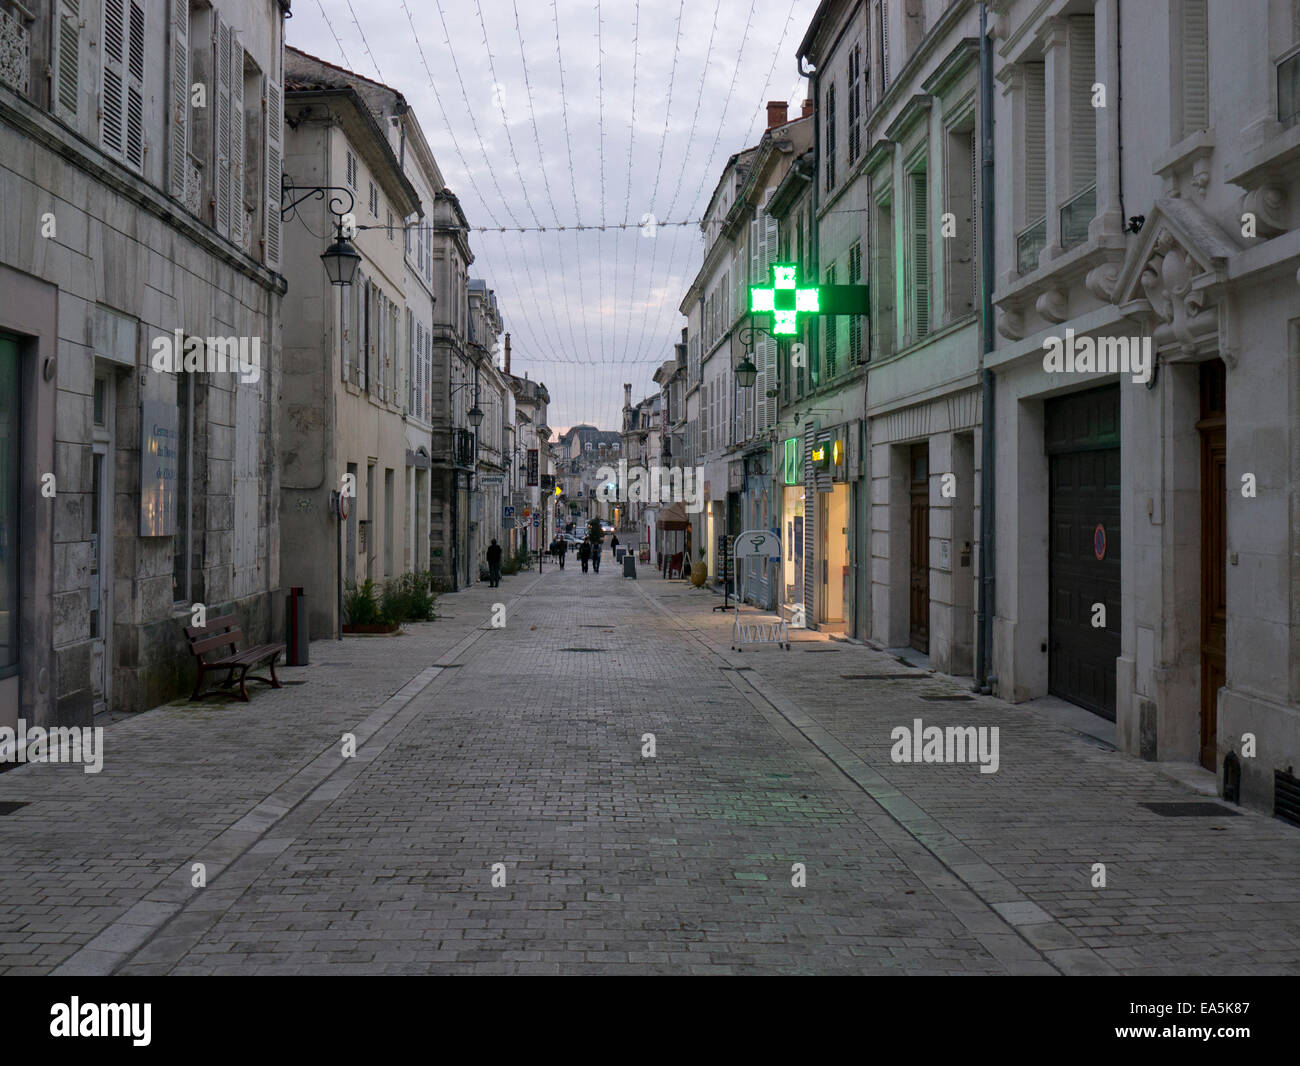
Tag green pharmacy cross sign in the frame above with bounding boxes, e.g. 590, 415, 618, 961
748, 262, 870, 337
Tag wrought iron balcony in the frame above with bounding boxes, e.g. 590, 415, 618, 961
453, 427, 475, 468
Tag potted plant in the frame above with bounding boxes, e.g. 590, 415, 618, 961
690, 546, 708, 587
342, 579, 401, 634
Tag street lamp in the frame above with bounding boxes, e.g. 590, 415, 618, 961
468, 404, 485, 428
281, 178, 361, 286
734, 355, 759, 389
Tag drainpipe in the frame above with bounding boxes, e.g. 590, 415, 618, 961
799, 53, 820, 389
976, 3, 997, 693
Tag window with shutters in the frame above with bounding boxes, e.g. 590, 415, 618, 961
369, 180, 378, 217
346, 150, 357, 190
1061, 15, 1096, 250
824, 264, 838, 378
908, 165, 930, 341
1281, 5, 1300, 126
387, 209, 394, 241
242, 56, 264, 258
1017, 62, 1047, 273
848, 241, 863, 366
1176, 0, 1210, 135
878, 0, 890, 96
48, 0, 84, 122
824, 82, 837, 193
847, 42, 862, 165
342, 273, 354, 383
944, 124, 976, 321
101, 0, 146, 172
165, 0, 188, 197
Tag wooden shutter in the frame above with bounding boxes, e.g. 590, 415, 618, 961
125, 0, 145, 169
1024, 63, 1046, 221
423, 327, 431, 421
912, 171, 929, 338
803, 423, 817, 612
101, 0, 127, 158
1180, 0, 1209, 135
265, 80, 282, 267
168, 0, 188, 198
341, 277, 352, 382
760, 207, 779, 431
55, 0, 83, 124
215, 16, 232, 235
229, 39, 244, 249
1068, 16, 1096, 195
880, 2, 889, 92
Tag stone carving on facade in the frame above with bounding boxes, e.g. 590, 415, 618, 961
0, 7, 29, 96
995, 305, 1024, 341
1035, 287, 1068, 323
1240, 184, 1288, 240
1085, 262, 1119, 302
1137, 228, 1218, 354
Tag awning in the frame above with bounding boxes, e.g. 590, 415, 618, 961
658, 501, 690, 530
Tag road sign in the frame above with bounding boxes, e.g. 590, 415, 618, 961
503, 506, 515, 517
532, 514, 540, 528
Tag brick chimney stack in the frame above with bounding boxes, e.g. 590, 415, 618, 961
504, 332, 511, 375
766, 100, 788, 130
801, 98, 813, 119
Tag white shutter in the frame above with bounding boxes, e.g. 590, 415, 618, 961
880, 2, 889, 92
341, 278, 352, 382
423, 326, 431, 421
101, 0, 127, 158
55, 0, 83, 125
1024, 63, 1046, 221
1180, 0, 1208, 135
168, 0, 188, 198
762, 210, 779, 430
265, 80, 283, 267
407, 309, 415, 412
125, 0, 145, 170
229, 39, 244, 249
215, 16, 232, 235
912, 171, 929, 338
1068, 16, 1096, 194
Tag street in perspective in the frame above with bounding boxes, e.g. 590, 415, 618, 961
0, 0, 1297, 1039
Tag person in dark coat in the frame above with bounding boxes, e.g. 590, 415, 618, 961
486, 539, 503, 587
551, 536, 566, 569
577, 537, 591, 573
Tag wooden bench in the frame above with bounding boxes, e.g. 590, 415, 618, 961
185, 613, 285, 703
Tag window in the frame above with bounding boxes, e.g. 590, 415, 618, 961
101, 0, 146, 171
824, 264, 838, 378
387, 209, 394, 240
909, 166, 930, 340
384, 468, 394, 577
848, 241, 863, 366
1176, 0, 1209, 135
369, 180, 378, 217
346, 150, 357, 190
848, 42, 862, 165
0, 334, 19, 677
824, 82, 837, 193
1062, 15, 1097, 249
1018, 62, 1047, 273
878, 0, 890, 95
945, 126, 976, 319
172, 371, 202, 606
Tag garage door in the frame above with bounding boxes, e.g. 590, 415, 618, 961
1046, 385, 1121, 720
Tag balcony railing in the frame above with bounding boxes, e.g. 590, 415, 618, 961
1060, 183, 1096, 250
1016, 216, 1047, 273
453, 428, 475, 468
0, 7, 30, 96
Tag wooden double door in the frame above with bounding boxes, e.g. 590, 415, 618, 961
1198, 361, 1227, 771
909, 444, 929, 654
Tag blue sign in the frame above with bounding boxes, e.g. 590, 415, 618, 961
504, 506, 515, 517
532, 514, 540, 528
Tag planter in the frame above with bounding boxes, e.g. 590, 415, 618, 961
690, 562, 708, 587
341, 623, 401, 635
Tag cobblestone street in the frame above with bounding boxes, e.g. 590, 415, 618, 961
1, 564, 1297, 976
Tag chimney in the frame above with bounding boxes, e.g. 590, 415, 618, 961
800, 98, 813, 119
766, 100, 788, 130
504, 333, 511, 375
624, 383, 632, 408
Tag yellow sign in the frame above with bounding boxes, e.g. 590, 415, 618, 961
811, 445, 825, 463
832, 440, 843, 466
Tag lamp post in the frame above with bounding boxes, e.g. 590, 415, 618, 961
281, 178, 361, 286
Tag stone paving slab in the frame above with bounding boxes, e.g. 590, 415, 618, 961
2, 561, 1297, 975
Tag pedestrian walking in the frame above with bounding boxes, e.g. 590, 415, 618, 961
486, 538, 503, 588
578, 537, 591, 573
610, 533, 620, 554
592, 542, 602, 573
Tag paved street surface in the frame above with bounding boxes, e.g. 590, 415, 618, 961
1, 561, 1297, 976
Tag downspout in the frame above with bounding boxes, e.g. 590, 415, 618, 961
800, 53, 820, 389
976, 3, 997, 693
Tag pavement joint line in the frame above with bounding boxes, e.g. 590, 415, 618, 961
631, 578, 1118, 976
56, 575, 548, 977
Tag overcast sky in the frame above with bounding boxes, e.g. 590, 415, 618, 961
289, 0, 816, 434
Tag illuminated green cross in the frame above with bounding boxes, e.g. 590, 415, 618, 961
749, 262, 820, 336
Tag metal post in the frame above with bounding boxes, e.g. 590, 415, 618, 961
976, 3, 997, 692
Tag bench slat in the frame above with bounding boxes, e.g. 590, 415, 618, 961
191, 630, 245, 657
185, 613, 239, 636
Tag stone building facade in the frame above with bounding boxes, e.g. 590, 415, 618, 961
1, 0, 289, 724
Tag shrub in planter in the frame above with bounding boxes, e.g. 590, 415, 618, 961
343, 579, 388, 627
383, 570, 437, 623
